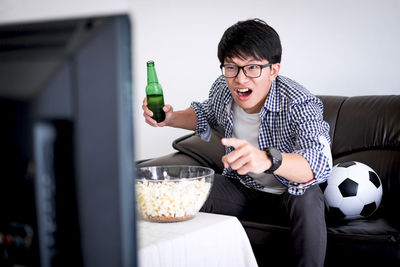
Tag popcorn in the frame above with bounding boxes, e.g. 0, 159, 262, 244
136, 178, 211, 222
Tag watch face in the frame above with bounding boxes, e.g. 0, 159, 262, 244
269, 148, 281, 159
265, 147, 282, 173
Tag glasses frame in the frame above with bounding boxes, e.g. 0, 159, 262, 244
220, 63, 272, 78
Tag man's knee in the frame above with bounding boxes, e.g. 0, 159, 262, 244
201, 175, 248, 217
287, 185, 325, 219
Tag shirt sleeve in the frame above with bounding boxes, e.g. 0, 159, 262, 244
190, 99, 213, 142
289, 97, 333, 187
190, 77, 223, 142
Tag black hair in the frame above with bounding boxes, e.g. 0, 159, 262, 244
217, 18, 282, 64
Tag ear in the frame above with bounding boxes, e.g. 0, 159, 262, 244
270, 63, 280, 80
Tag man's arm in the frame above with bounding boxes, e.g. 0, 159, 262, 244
221, 138, 314, 183
164, 107, 198, 130
278, 153, 314, 183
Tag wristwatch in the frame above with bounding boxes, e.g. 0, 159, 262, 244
264, 147, 282, 174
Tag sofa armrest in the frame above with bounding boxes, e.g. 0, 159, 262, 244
137, 128, 225, 174
172, 129, 225, 173
136, 152, 204, 168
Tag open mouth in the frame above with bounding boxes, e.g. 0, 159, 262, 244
236, 88, 252, 98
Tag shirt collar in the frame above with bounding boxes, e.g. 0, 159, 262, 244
262, 77, 282, 113
222, 84, 233, 115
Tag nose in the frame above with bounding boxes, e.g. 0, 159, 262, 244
235, 67, 249, 83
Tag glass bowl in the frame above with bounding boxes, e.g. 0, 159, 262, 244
136, 165, 214, 222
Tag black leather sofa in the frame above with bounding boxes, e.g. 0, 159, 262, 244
137, 95, 400, 267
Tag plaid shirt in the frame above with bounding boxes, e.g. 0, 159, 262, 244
190, 75, 332, 195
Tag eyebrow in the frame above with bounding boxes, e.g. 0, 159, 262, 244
225, 59, 263, 66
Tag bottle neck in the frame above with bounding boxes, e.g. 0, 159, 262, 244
147, 64, 159, 84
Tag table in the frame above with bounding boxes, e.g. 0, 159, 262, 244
137, 212, 258, 267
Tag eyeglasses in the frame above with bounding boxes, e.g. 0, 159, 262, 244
220, 63, 272, 78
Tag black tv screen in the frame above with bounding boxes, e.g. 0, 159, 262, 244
0, 14, 137, 267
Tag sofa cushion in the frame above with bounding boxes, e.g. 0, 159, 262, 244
328, 95, 400, 228
242, 216, 399, 243
331, 95, 400, 156
172, 128, 225, 173
137, 152, 204, 168
241, 217, 400, 267
327, 218, 399, 241
318, 95, 347, 142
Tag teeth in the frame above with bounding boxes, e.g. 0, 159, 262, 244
237, 88, 250, 93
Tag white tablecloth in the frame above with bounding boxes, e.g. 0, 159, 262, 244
137, 212, 258, 267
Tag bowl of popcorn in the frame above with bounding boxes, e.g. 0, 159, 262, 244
135, 165, 214, 222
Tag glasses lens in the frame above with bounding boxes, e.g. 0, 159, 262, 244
222, 65, 262, 78
222, 65, 238, 78
244, 65, 261, 78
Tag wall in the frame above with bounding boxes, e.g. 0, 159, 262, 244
1, 0, 399, 161
131, 0, 400, 160
0, 0, 129, 24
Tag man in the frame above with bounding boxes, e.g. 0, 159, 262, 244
143, 18, 332, 267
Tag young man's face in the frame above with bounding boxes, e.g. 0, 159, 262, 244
224, 56, 280, 114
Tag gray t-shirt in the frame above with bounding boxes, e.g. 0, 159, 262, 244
232, 103, 286, 194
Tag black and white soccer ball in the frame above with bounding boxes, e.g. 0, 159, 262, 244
322, 161, 383, 220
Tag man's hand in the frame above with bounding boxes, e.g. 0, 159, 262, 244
221, 138, 272, 175
142, 97, 173, 127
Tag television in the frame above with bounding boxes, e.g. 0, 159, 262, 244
0, 14, 137, 267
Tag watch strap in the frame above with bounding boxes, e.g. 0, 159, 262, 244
264, 147, 282, 174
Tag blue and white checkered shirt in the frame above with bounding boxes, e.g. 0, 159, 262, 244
190, 75, 333, 195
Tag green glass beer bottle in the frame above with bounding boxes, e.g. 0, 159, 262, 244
146, 60, 165, 123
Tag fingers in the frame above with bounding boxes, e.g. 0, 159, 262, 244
142, 97, 172, 127
222, 154, 252, 175
221, 138, 267, 175
163, 104, 173, 113
236, 164, 253, 175
157, 104, 173, 126
221, 145, 247, 167
221, 137, 247, 149
144, 114, 158, 127
163, 105, 170, 112
142, 97, 158, 126
221, 138, 251, 173
142, 97, 153, 116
